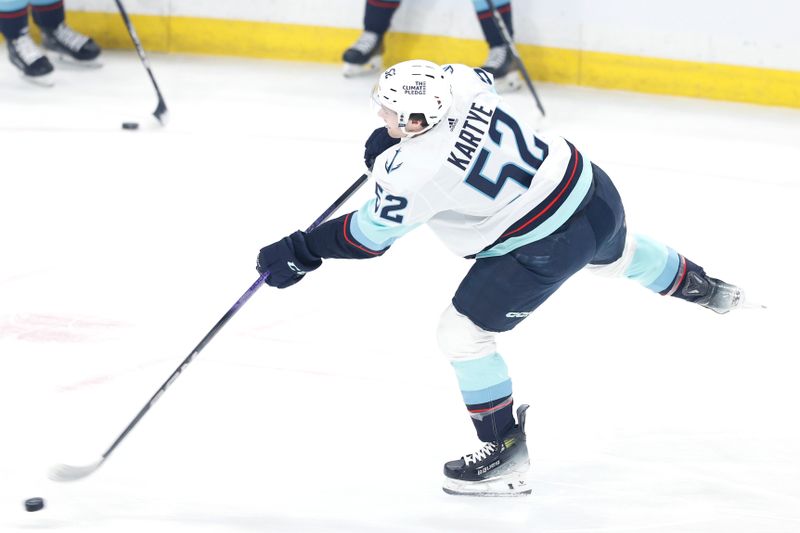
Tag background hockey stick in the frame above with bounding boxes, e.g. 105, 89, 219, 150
114, 0, 168, 124
486, 0, 546, 117
49, 173, 369, 482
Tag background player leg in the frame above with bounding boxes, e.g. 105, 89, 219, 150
342, 0, 399, 77
473, 0, 522, 92
32, 0, 101, 66
1, 1, 54, 84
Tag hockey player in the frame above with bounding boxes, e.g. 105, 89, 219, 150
256, 60, 752, 496
343, 0, 521, 91
1, 0, 101, 85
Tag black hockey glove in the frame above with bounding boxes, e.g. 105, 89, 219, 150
256, 231, 322, 289
364, 127, 400, 171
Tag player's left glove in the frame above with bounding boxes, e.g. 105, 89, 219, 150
256, 231, 322, 289
364, 127, 400, 171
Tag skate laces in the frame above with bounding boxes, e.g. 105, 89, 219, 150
11, 32, 45, 64
483, 46, 508, 69
51, 23, 90, 52
463, 442, 498, 465
350, 31, 380, 54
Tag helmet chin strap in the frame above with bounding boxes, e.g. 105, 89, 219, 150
398, 111, 437, 138
400, 126, 424, 138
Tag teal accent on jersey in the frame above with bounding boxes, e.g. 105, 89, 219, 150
476, 154, 594, 259
350, 199, 420, 251
451, 353, 512, 405
625, 235, 679, 291
0, 0, 28, 11
473, 0, 510, 11
30, 0, 57, 5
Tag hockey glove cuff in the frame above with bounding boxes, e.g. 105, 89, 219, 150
257, 231, 322, 289
364, 127, 400, 171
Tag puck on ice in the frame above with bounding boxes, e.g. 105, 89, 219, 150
25, 497, 45, 512
122, 122, 139, 130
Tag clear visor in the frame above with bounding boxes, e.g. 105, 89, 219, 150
369, 83, 383, 114
371, 83, 407, 129
370, 83, 400, 116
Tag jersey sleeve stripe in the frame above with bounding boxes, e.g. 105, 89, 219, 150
343, 213, 386, 256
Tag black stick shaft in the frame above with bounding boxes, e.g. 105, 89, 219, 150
485, 0, 546, 116
98, 174, 369, 463
113, 0, 168, 123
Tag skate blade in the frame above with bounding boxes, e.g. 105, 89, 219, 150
343, 55, 382, 78
20, 72, 55, 87
732, 289, 766, 312
494, 70, 523, 93
49, 53, 103, 69
442, 474, 531, 497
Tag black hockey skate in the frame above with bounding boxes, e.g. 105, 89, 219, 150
683, 272, 749, 314
342, 31, 383, 77
480, 45, 522, 93
7, 29, 54, 85
41, 23, 101, 65
442, 404, 531, 497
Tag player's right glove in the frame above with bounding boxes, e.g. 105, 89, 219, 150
256, 231, 322, 289
364, 127, 400, 171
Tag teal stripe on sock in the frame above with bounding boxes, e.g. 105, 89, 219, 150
625, 235, 679, 291
461, 379, 513, 405
451, 353, 512, 404
0, 1, 28, 12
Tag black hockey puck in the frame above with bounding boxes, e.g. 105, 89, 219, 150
122, 122, 139, 130
24, 497, 45, 512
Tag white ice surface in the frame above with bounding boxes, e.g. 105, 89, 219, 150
1, 52, 800, 533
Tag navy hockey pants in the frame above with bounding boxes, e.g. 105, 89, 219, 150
452, 162, 627, 333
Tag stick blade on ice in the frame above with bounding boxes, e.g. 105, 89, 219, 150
153, 99, 168, 125
48, 459, 103, 482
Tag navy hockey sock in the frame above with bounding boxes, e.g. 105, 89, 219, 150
467, 395, 515, 442
0, 7, 29, 41
31, 0, 64, 30
363, 0, 399, 35
475, 0, 513, 48
451, 352, 515, 442
660, 256, 710, 303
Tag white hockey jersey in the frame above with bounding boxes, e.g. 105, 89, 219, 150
348, 64, 594, 259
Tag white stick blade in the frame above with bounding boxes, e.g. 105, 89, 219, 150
48, 460, 103, 482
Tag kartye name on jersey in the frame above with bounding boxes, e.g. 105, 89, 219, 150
447, 101, 495, 173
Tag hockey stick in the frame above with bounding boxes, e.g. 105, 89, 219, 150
485, 0, 546, 117
49, 173, 369, 482
113, 0, 168, 124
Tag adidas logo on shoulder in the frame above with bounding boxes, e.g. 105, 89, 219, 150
448, 117, 459, 131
